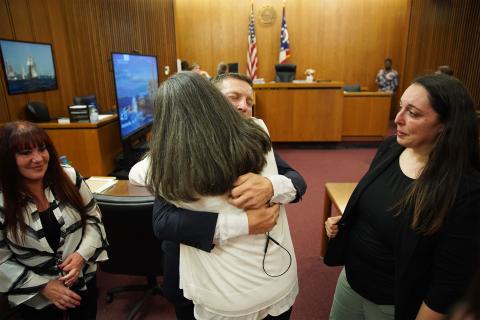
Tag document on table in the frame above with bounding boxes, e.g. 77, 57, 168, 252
85, 176, 117, 193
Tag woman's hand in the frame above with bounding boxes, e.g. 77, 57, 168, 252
41, 279, 81, 310
58, 252, 85, 287
325, 215, 342, 238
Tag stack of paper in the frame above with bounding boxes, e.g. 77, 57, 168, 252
85, 176, 117, 194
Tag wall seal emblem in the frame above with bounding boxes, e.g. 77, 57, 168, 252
258, 5, 276, 26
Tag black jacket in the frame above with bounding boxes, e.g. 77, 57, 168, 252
325, 136, 480, 319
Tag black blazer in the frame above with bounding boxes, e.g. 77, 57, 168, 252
325, 136, 480, 319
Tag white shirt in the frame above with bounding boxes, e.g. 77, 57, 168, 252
128, 119, 296, 244
173, 120, 298, 318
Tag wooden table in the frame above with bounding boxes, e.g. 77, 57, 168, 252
342, 91, 392, 140
100, 180, 152, 197
321, 182, 357, 257
253, 82, 344, 142
38, 115, 122, 177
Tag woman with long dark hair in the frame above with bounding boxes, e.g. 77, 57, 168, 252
0, 121, 108, 319
325, 74, 480, 319
149, 72, 298, 319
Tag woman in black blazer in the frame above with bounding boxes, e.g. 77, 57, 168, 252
325, 74, 480, 320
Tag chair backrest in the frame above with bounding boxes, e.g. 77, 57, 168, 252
73, 94, 101, 113
94, 194, 163, 276
343, 84, 361, 92
275, 64, 296, 82
227, 62, 239, 73
25, 101, 51, 122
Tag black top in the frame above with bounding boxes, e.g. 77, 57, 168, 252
325, 136, 480, 319
345, 158, 413, 304
39, 206, 61, 252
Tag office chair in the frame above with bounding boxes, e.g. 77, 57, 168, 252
25, 101, 51, 122
343, 84, 361, 92
275, 64, 296, 82
227, 62, 239, 73
94, 193, 164, 320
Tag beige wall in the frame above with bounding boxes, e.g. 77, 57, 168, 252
175, 0, 410, 90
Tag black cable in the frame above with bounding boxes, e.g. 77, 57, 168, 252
262, 232, 292, 277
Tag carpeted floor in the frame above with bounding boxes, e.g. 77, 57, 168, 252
0, 144, 379, 320
96, 145, 378, 320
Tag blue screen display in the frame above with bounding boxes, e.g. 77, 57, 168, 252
111, 53, 158, 139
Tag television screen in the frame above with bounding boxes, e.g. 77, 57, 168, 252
0, 39, 57, 95
111, 53, 158, 139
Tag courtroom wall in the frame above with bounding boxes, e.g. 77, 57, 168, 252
401, 0, 480, 108
0, 0, 176, 122
175, 0, 410, 90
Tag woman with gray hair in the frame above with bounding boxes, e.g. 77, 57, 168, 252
148, 72, 298, 320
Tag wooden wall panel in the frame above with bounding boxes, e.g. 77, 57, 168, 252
0, 0, 176, 122
174, 0, 410, 91
0, 1, 12, 122
402, 0, 480, 108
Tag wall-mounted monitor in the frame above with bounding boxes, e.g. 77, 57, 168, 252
111, 52, 158, 140
0, 39, 58, 95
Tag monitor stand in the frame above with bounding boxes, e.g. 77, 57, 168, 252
111, 139, 149, 179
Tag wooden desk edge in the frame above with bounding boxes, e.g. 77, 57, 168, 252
254, 81, 344, 89
344, 91, 392, 97
98, 180, 152, 197
37, 114, 118, 129
321, 182, 357, 258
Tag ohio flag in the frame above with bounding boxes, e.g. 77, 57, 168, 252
279, 6, 291, 64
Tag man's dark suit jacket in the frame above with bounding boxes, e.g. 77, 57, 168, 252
325, 136, 480, 319
152, 152, 307, 304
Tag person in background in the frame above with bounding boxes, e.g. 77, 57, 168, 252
435, 65, 454, 76
217, 62, 229, 76
0, 121, 108, 320
191, 62, 211, 79
325, 74, 480, 319
148, 72, 299, 319
129, 72, 306, 319
376, 58, 399, 92
180, 60, 190, 71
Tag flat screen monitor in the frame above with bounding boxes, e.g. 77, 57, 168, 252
111, 52, 158, 140
275, 64, 296, 82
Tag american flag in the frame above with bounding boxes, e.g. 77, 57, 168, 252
279, 6, 291, 64
246, 3, 258, 80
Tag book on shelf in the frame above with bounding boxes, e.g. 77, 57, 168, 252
85, 176, 117, 194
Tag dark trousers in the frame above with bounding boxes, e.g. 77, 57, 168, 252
162, 241, 293, 320
16, 276, 98, 320
264, 307, 293, 320
162, 241, 195, 320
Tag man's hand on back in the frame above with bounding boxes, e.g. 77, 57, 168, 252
246, 204, 280, 234
229, 173, 274, 209
229, 172, 279, 234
